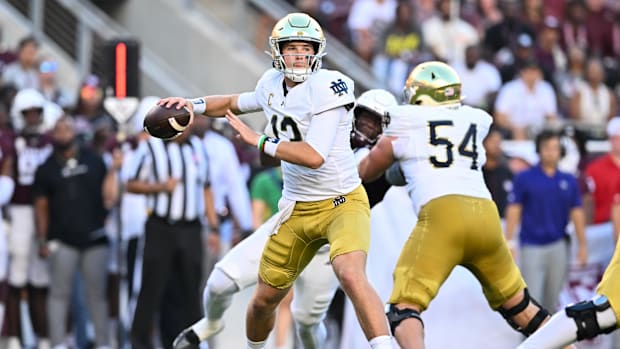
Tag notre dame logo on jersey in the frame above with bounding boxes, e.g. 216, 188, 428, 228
330, 79, 348, 96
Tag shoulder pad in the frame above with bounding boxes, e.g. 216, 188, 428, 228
255, 69, 281, 91
309, 70, 355, 115
384, 105, 419, 137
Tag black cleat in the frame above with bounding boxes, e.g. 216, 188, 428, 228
172, 328, 201, 349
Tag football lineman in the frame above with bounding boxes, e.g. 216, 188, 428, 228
358, 61, 554, 349
160, 12, 394, 349
171, 88, 398, 349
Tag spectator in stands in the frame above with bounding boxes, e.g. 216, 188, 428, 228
583, 117, 620, 225
33, 116, 120, 349
484, 0, 534, 59
459, 0, 503, 37
483, 127, 513, 219
73, 75, 116, 147
2, 36, 39, 90
498, 33, 535, 83
584, 0, 616, 59
421, 0, 479, 64
452, 44, 502, 110
38, 59, 74, 111
534, 16, 566, 85
569, 57, 617, 127
347, 0, 397, 63
494, 60, 558, 140
543, 0, 567, 22
522, 0, 545, 34
560, 0, 589, 53
372, 1, 427, 95
505, 130, 588, 312
556, 46, 586, 116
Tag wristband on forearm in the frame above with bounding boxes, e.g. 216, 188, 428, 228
257, 135, 280, 157
257, 135, 267, 152
189, 97, 206, 115
262, 137, 280, 157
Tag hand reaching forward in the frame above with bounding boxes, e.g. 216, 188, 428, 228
225, 109, 260, 147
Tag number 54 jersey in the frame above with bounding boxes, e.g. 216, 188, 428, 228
253, 68, 358, 202
384, 104, 493, 214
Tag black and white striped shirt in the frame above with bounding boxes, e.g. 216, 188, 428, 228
124, 135, 210, 222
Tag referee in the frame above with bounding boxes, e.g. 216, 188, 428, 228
125, 125, 219, 349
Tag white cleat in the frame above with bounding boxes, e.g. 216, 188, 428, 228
172, 318, 224, 349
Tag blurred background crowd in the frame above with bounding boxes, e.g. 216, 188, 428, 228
0, 0, 619, 348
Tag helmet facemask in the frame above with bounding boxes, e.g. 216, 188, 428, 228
268, 13, 326, 83
351, 107, 389, 148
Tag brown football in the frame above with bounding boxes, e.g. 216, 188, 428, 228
143, 102, 193, 139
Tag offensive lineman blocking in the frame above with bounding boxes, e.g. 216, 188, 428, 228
161, 13, 393, 349
358, 61, 555, 349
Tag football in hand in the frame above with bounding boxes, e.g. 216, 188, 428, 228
143, 102, 194, 139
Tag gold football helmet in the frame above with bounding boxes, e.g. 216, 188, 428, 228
403, 61, 462, 106
269, 13, 326, 82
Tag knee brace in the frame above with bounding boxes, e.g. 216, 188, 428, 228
566, 295, 617, 340
386, 304, 424, 334
498, 288, 550, 337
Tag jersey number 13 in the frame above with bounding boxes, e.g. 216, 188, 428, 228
428, 120, 479, 170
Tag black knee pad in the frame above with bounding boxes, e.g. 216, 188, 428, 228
386, 304, 424, 334
566, 295, 615, 340
498, 288, 550, 337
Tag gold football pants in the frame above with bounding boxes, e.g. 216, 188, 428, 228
389, 194, 526, 311
259, 185, 370, 289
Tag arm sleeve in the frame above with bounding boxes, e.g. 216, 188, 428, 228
305, 107, 347, 161
237, 92, 262, 113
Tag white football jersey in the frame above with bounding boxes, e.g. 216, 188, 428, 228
384, 104, 493, 214
254, 68, 359, 201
